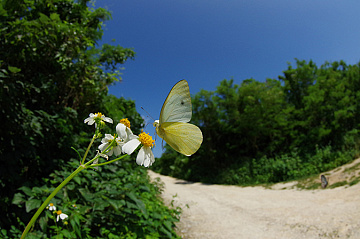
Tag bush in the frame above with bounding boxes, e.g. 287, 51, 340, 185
5, 158, 181, 238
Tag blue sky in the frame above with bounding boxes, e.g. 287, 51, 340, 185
95, 0, 360, 158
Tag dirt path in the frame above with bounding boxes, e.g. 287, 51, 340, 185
148, 165, 360, 239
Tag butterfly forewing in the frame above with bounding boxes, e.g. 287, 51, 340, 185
159, 80, 192, 124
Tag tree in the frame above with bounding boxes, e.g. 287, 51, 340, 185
0, 0, 135, 228
154, 60, 360, 184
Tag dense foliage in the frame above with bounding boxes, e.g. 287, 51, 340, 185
153, 59, 360, 184
0, 0, 180, 237
4, 158, 181, 239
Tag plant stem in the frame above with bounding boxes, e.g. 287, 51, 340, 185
89, 154, 128, 168
82, 134, 96, 164
21, 165, 85, 239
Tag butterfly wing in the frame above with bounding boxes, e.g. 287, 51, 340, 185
321, 175, 328, 188
157, 122, 203, 156
159, 80, 192, 124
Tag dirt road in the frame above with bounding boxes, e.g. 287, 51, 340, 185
148, 170, 360, 239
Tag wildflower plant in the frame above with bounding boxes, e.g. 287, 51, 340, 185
20, 113, 156, 239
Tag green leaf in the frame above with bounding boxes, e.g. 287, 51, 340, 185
25, 199, 42, 212
38, 13, 49, 23
66, 183, 75, 190
19, 186, 33, 196
93, 198, 109, 211
50, 13, 60, 21
78, 188, 94, 201
8, 66, 21, 73
32, 187, 43, 194
73, 176, 81, 185
61, 229, 72, 237
108, 199, 125, 210
1, 229, 7, 236
126, 192, 148, 218
39, 216, 48, 231
12, 193, 25, 205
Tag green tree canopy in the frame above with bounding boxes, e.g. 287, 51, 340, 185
154, 59, 360, 185
0, 0, 135, 228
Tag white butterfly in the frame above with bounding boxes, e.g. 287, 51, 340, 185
153, 80, 203, 156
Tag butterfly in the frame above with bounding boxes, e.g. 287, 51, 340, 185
153, 80, 203, 156
321, 175, 328, 188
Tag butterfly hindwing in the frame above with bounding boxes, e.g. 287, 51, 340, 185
159, 80, 192, 124
160, 122, 203, 156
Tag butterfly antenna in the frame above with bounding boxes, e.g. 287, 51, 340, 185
141, 107, 155, 121
140, 106, 156, 128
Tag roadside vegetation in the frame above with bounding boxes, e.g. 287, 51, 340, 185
154, 60, 360, 186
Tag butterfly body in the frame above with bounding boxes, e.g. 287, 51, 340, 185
154, 80, 203, 156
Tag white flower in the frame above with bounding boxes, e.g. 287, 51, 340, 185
48, 203, 56, 211
116, 119, 134, 142
56, 210, 68, 222
136, 146, 155, 167
122, 132, 155, 167
98, 134, 122, 156
84, 112, 113, 128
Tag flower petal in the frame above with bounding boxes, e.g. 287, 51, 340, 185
136, 146, 155, 167
143, 146, 155, 167
60, 213, 68, 220
122, 138, 140, 155
98, 143, 109, 152
84, 113, 95, 124
113, 145, 122, 156
116, 123, 127, 139
103, 116, 113, 124
136, 147, 146, 166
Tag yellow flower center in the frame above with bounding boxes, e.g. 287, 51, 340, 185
49, 203, 54, 206
120, 118, 131, 128
95, 112, 103, 118
56, 210, 62, 215
139, 132, 155, 148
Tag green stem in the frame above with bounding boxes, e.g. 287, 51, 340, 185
88, 154, 128, 168
82, 134, 96, 164
21, 165, 85, 239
